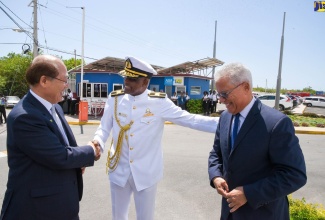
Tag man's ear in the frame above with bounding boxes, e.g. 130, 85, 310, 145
39, 75, 49, 87
143, 78, 150, 87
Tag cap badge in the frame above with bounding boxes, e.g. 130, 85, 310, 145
125, 59, 132, 69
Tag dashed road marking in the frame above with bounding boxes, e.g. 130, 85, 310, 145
0, 151, 7, 158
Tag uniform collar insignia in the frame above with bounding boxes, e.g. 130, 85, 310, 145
143, 108, 154, 117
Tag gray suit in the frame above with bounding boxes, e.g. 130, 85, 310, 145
208, 99, 306, 220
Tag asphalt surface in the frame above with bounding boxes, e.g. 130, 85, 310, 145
0, 124, 324, 219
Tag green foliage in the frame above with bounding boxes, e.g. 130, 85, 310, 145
186, 99, 203, 114
0, 53, 32, 97
288, 115, 325, 127
63, 58, 83, 73
289, 195, 325, 220
0, 53, 80, 97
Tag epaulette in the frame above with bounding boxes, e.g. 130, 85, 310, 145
110, 90, 125, 97
148, 92, 166, 98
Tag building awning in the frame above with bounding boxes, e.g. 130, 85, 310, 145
157, 57, 224, 77
70, 56, 163, 73
70, 56, 224, 77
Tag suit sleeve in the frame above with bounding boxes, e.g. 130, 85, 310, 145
12, 113, 95, 169
208, 117, 224, 187
244, 116, 307, 209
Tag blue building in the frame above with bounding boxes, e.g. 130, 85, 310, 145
71, 56, 224, 106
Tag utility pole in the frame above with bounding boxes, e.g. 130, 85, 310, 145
275, 12, 286, 110
80, 7, 85, 101
211, 20, 217, 91
32, 0, 38, 57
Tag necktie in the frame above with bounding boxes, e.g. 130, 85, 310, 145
231, 113, 240, 149
51, 106, 69, 145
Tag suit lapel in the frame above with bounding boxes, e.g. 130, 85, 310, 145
220, 112, 233, 157
53, 104, 77, 146
231, 100, 261, 153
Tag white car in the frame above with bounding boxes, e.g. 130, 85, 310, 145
257, 95, 293, 111
5, 96, 20, 108
303, 96, 325, 107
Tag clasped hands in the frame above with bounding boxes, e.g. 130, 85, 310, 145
88, 140, 101, 161
213, 177, 247, 213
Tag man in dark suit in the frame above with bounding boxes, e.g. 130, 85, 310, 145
0, 55, 101, 220
208, 63, 306, 220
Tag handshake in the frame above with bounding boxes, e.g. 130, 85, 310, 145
88, 140, 101, 161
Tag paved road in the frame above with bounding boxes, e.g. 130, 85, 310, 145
304, 106, 325, 116
0, 124, 324, 219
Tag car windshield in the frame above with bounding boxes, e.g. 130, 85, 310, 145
7, 96, 20, 101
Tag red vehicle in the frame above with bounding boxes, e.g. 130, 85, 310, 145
287, 92, 310, 97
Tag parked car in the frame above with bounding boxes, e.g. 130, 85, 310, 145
5, 96, 20, 108
303, 96, 325, 107
257, 94, 293, 111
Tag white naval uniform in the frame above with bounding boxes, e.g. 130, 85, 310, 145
93, 89, 218, 219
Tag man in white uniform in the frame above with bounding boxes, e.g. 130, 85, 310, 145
93, 56, 219, 220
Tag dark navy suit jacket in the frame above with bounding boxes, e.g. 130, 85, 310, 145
208, 99, 307, 220
1, 91, 95, 220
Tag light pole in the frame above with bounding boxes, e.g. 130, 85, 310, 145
275, 12, 286, 110
211, 20, 217, 91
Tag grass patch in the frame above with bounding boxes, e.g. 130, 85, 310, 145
288, 115, 325, 127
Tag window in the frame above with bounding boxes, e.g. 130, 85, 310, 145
176, 86, 186, 96
113, 84, 123, 91
101, 84, 108, 97
190, 86, 201, 95
78, 83, 108, 98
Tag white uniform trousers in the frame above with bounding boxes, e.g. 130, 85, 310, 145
110, 174, 158, 220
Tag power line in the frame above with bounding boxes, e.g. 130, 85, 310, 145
0, 1, 33, 29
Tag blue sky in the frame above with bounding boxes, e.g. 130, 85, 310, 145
1, 0, 324, 91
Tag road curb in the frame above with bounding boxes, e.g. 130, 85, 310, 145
294, 129, 325, 135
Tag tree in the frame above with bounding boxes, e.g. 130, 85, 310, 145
63, 58, 83, 72
0, 53, 32, 97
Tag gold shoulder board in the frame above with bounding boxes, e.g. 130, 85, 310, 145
148, 92, 166, 98
110, 89, 125, 97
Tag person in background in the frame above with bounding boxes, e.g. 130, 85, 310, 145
210, 90, 218, 113
67, 89, 72, 114
185, 92, 190, 111
0, 55, 101, 220
0, 94, 6, 124
202, 91, 210, 116
69, 90, 78, 115
171, 91, 178, 105
208, 63, 306, 220
178, 91, 186, 110
92, 56, 219, 220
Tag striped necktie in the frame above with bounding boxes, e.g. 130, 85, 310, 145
231, 113, 240, 149
51, 105, 69, 145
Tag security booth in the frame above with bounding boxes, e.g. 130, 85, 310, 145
71, 57, 224, 115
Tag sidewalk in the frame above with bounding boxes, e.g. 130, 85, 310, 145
65, 104, 325, 135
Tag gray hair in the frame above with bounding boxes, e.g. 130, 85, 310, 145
214, 63, 253, 91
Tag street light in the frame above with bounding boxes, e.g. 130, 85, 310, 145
67, 6, 87, 122
9, 28, 38, 57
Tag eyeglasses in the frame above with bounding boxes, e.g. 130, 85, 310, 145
217, 82, 244, 99
50, 76, 68, 85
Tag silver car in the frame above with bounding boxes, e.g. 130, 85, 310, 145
5, 96, 20, 108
